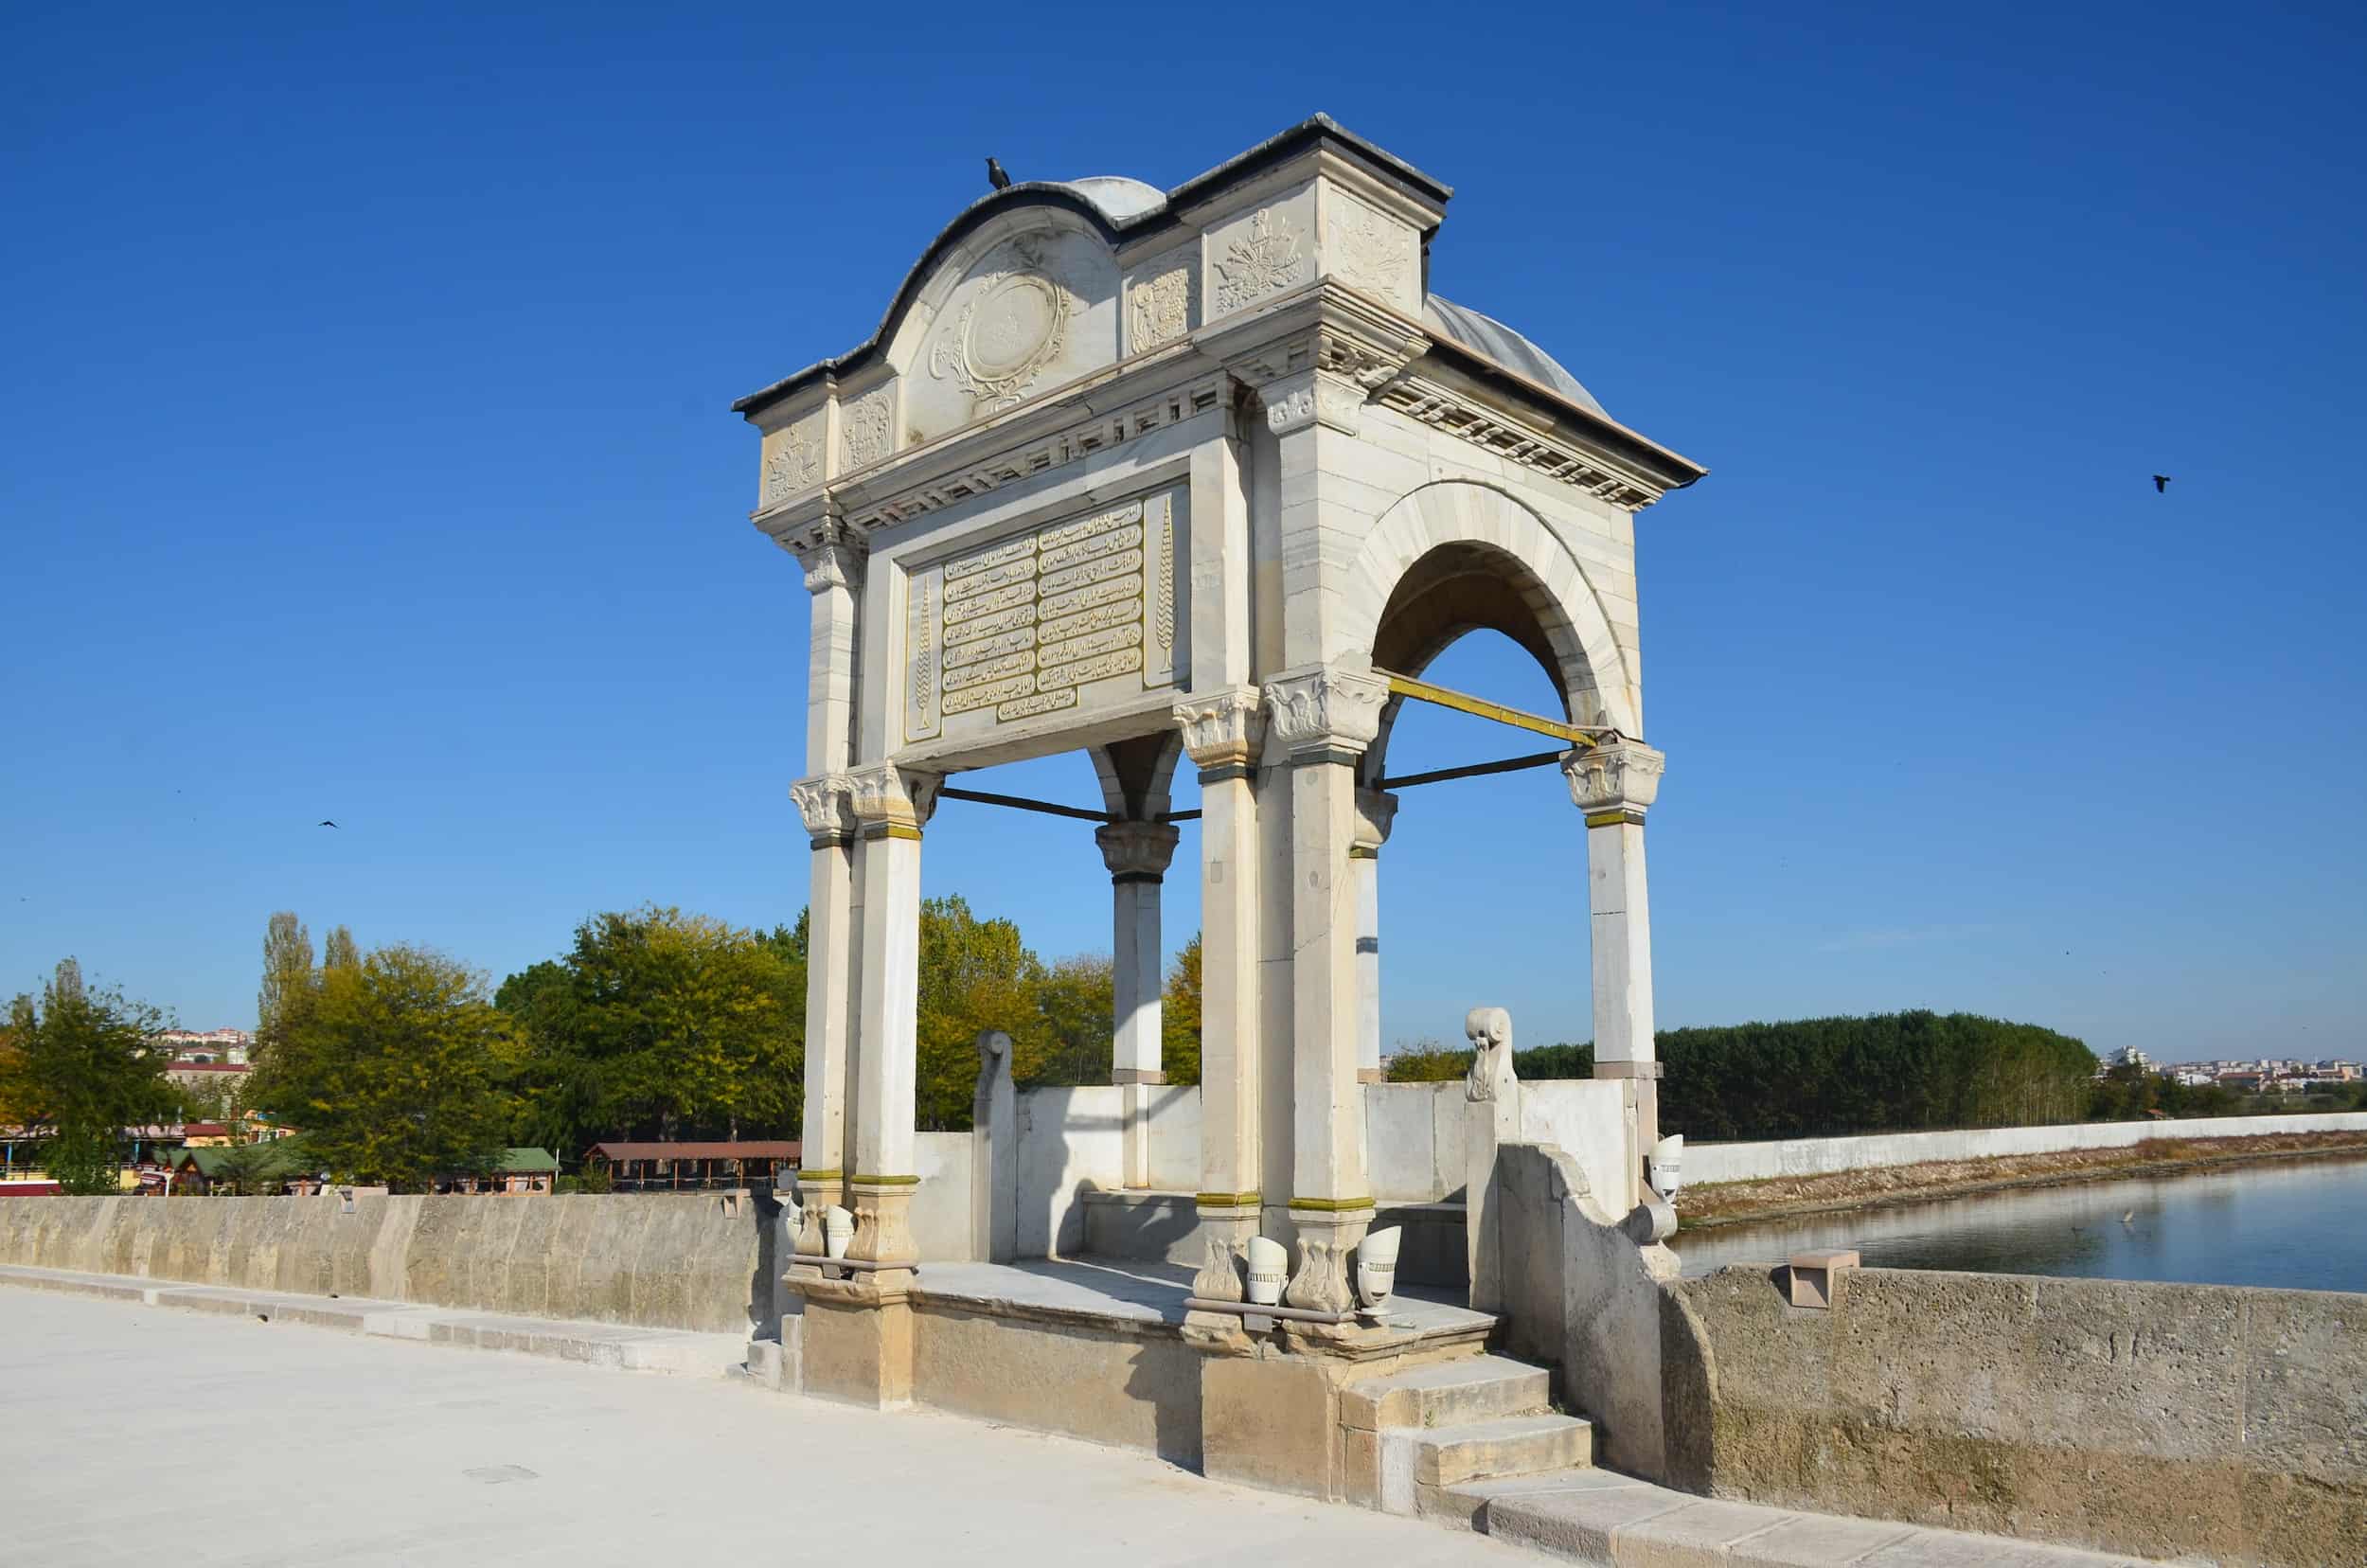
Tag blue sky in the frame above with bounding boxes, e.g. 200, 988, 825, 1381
4, 3, 2361, 1062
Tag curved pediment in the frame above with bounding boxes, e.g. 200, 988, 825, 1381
886, 208, 1122, 449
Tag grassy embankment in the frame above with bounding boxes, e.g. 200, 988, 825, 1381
1673, 1130, 2367, 1229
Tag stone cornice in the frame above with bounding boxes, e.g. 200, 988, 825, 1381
1562, 740, 1664, 816
1173, 686, 1267, 770
1376, 366, 1700, 510
1262, 663, 1389, 759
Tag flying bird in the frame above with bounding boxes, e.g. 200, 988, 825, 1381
986, 156, 1011, 190
318, 820, 339, 829
2152, 474, 2171, 492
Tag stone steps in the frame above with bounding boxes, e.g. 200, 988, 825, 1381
1438, 1467, 2154, 1566
1343, 1348, 1593, 1517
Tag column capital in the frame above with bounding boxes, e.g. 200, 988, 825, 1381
1562, 739, 1665, 822
789, 773, 859, 846
1256, 367, 1369, 437
1173, 686, 1267, 771
786, 517, 867, 595
1095, 819, 1180, 881
845, 762, 942, 835
1261, 662, 1389, 761
1351, 789, 1399, 855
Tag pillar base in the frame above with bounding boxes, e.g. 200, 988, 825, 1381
846, 1177, 918, 1287
793, 1292, 915, 1409
1284, 1204, 1372, 1322
787, 1173, 845, 1279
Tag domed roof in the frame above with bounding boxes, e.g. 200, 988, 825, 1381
1421, 295, 1606, 417
1056, 176, 1166, 223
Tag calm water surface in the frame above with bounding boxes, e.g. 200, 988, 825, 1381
1667, 1155, 2367, 1292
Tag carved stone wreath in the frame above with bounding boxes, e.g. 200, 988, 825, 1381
762, 419, 823, 505
931, 236, 1073, 410
1327, 195, 1403, 300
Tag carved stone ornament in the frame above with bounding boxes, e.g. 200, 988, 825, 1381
1212, 208, 1307, 316
1192, 1236, 1246, 1303
1352, 789, 1399, 852
1261, 664, 1389, 757
845, 763, 943, 829
840, 383, 895, 472
930, 234, 1074, 411
1095, 820, 1181, 880
1127, 259, 1193, 355
761, 418, 824, 506
789, 774, 857, 841
789, 520, 864, 596
1283, 1234, 1357, 1317
1466, 1006, 1516, 1104
1561, 739, 1666, 816
1270, 374, 1366, 437
1327, 192, 1405, 301
1172, 686, 1267, 770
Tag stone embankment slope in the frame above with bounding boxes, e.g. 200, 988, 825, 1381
1679, 1129, 2367, 1227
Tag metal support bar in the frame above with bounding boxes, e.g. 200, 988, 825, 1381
1376, 668, 1612, 748
785, 1254, 918, 1274
936, 786, 1114, 825
1377, 749, 1567, 792
1184, 1295, 1363, 1326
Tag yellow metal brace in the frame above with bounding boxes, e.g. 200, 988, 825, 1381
1374, 668, 1613, 749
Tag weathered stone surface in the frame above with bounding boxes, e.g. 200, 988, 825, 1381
0, 1195, 762, 1335
1672, 1264, 2367, 1567
912, 1303, 1201, 1465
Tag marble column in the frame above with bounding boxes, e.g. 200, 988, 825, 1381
787, 773, 858, 1265
783, 524, 863, 1264
1350, 789, 1398, 1086
1563, 739, 1666, 1212
1098, 819, 1180, 1189
845, 761, 941, 1281
1262, 662, 1390, 1317
1172, 687, 1266, 1303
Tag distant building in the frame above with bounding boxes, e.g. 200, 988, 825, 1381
436, 1149, 560, 1195
153, 1028, 253, 1066
581, 1140, 798, 1191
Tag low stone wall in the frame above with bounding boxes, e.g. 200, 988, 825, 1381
1685, 1111, 2367, 1186
1664, 1264, 2367, 1566
0, 1193, 767, 1336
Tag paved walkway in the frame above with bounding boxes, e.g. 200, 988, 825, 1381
1, 1268, 2153, 1566
1, 1284, 1535, 1568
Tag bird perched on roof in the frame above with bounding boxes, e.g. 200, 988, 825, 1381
2152, 474, 2172, 492
986, 156, 1011, 190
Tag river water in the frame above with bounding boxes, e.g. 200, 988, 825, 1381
1666, 1155, 2367, 1292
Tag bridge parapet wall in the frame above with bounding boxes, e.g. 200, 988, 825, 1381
0, 1193, 766, 1336
1664, 1264, 2367, 1566
1684, 1111, 2367, 1185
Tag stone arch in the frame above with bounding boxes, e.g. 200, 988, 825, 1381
1343, 480, 1639, 777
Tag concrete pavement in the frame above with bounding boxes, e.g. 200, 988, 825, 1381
1, 1285, 1537, 1568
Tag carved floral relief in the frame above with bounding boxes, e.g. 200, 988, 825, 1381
1212, 208, 1307, 316
929, 234, 1076, 411
1327, 193, 1407, 302
1126, 259, 1193, 354
840, 384, 895, 471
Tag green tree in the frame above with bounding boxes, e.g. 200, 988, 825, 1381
4, 958, 173, 1194
1032, 953, 1115, 1088
914, 896, 1042, 1128
322, 925, 361, 973
500, 907, 804, 1153
256, 911, 315, 1059
1161, 935, 1202, 1087
246, 944, 517, 1190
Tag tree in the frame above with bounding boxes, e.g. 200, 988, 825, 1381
1032, 954, 1115, 1088
499, 907, 804, 1153
4, 958, 173, 1194
914, 896, 1043, 1128
322, 925, 361, 973
256, 911, 315, 1059
1161, 935, 1202, 1087
245, 944, 517, 1190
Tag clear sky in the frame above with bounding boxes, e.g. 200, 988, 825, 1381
5, 2, 2361, 1063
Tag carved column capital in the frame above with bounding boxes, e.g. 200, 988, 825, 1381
789, 773, 859, 846
1561, 739, 1665, 823
845, 763, 942, 835
1173, 686, 1267, 772
1351, 789, 1399, 855
1095, 820, 1180, 882
787, 518, 867, 596
1257, 368, 1368, 437
1261, 662, 1389, 761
